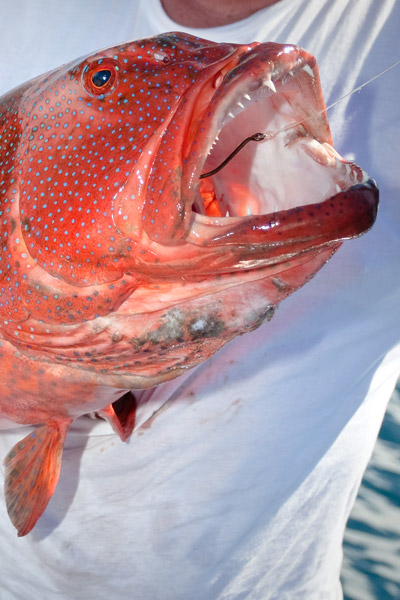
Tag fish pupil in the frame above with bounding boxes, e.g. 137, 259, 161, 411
92, 69, 112, 88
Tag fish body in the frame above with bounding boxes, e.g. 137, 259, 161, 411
0, 32, 378, 535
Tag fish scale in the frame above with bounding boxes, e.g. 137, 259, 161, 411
0, 32, 378, 536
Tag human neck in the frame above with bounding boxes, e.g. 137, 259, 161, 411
161, 0, 280, 28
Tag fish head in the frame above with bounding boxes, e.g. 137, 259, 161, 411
1, 32, 378, 326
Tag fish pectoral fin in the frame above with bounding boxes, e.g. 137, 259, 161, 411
3, 421, 70, 537
97, 391, 137, 442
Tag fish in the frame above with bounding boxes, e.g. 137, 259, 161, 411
0, 32, 378, 536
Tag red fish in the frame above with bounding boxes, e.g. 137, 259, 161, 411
0, 32, 378, 536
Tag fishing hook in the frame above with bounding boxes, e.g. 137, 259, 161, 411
199, 132, 266, 179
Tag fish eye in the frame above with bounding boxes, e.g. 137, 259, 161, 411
91, 69, 112, 88
82, 59, 119, 97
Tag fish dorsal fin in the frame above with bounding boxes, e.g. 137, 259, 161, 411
3, 421, 70, 537
97, 392, 137, 442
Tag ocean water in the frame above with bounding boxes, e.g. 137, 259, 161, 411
341, 382, 400, 599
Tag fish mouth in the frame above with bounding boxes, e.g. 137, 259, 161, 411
181, 43, 378, 270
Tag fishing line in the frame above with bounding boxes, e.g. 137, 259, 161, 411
323, 58, 400, 113
200, 58, 400, 180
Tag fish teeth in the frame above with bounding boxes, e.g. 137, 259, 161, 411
263, 79, 277, 93
302, 64, 314, 78
228, 111, 235, 119
244, 93, 251, 101
246, 204, 253, 216
237, 101, 245, 109
335, 184, 341, 193
225, 210, 230, 217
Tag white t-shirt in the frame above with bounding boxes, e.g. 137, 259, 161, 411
0, 1, 399, 598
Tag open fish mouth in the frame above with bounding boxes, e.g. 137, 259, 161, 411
182, 43, 378, 264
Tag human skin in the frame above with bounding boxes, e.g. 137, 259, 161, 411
161, 0, 280, 27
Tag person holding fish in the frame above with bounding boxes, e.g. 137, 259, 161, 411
0, 0, 398, 598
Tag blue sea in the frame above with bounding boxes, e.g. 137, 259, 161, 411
341, 382, 400, 599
